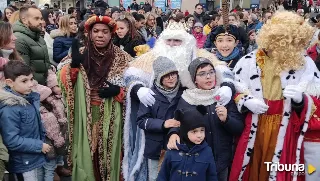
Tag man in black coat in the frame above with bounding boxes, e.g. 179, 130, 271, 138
143, 0, 153, 12
130, 0, 139, 11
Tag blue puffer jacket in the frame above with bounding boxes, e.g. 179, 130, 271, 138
137, 86, 183, 160
0, 87, 46, 173
51, 29, 74, 63
157, 141, 218, 181
176, 98, 244, 173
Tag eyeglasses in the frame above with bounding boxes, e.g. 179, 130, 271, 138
196, 70, 215, 78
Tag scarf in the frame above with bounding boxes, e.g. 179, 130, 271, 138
83, 37, 115, 89
0, 49, 13, 59
216, 47, 240, 62
154, 82, 180, 103
181, 88, 217, 106
192, 31, 204, 41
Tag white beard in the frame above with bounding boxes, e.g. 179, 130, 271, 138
152, 40, 194, 72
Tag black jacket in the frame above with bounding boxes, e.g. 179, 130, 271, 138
143, 3, 152, 12
137, 86, 183, 159
113, 35, 144, 57
130, 3, 139, 10
176, 98, 244, 173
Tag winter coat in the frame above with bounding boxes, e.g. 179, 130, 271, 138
137, 86, 183, 159
0, 87, 46, 173
246, 41, 258, 54
193, 31, 207, 49
193, 12, 205, 24
157, 141, 218, 181
146, 26, 163, 39
113, 35, 145, 57
203, 24, 212, 36
51, 29, 75, 63
143, 3, 152, 12
45, 24, 57, 34
13, 21, 50, 86
176, 98, 244, 173
246, 20, 259, 33
44, 32, 55, 66
130, 3, 139, 10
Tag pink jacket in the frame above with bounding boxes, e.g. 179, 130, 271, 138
193, 31, 207, 49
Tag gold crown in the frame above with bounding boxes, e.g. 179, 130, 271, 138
166, 22, 186, 32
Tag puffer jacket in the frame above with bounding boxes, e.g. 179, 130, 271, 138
0, 86, 46, 173
13, 21, 50, 86
51, 29, 75, 63
157, 141, 218, 181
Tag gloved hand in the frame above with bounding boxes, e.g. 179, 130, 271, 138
214, 86, 232, 106
244, 98, 269, 114
70, 39, 84, 68
98, 82, 120, 99
137, 87, 156, 107
283, 85, 303, 103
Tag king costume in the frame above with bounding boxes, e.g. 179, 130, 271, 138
58, 16, 131, 181
229, 11, 320, 181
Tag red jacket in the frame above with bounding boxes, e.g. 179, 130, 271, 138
307, 44, 318, 61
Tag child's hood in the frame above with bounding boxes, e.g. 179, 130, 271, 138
0, 86, 38, 108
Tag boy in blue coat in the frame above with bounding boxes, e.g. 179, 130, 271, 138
137, 56, 182, 181
0, 61, 51, 180
157, 106, 218, 181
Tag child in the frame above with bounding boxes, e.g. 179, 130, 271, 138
246, 29, 258, 54
137, 56, 183, 181
157, 106, 218, 181
192, 22, 207, 48
210, 24, 241, 70
0, 60, 51, 180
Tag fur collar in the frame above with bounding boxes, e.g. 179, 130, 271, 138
0, 87, 29, 106
50, 29, 66, 39
182, 88, 217, 106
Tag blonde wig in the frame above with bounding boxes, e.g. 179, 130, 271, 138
58, 15, 76, 37
257, 11, 315, 73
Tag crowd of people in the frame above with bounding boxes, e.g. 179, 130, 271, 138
0, 0, 320, 181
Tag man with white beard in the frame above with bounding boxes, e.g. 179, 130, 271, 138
122, 22, 234, 181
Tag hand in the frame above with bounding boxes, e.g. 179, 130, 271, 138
167, 134, 180, 150
283, 85, 303, 103
214, 86, 232, 106
42, 143, 52, 154
52, 86, 62, 95
215, 105, 227, 122
244, 98, 269, 114
137, 87, 155, 107
164, 119, 180, 128
98, 82, 120, 99
70, 39, 84, 68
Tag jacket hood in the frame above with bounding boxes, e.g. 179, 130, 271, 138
50, 29, 67, 39
0, 86, 39, 109
13, 21, 40, 40
177, 141, 208, 153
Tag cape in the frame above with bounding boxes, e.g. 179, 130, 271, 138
230, 50, 320, 181
58, 46, 130, 181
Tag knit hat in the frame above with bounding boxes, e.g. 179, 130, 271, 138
111, 7, 120, 16
210, 24, 240, 41
194, 22, 204, 28
175, 106, 207, 147
153, 56, 178, 86
188, 57, 214, 82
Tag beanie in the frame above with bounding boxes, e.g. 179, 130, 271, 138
194, 22, 204, 28
153, 56, 178, 86
175, 106, 207, 147
188, 57, 214, 82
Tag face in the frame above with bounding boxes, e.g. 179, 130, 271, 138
69, 18, 78, 34
112, 11, 120, 20
195, 65, 216, 90
91, 24, 112, 48
6, 74, 34, 95
214, 36, 238, 57
48, 13, 55, 24
187, 17, 195, 26
187, 127, 205, 145
249, 32, 256, 41
165, 39, 183, 47
135, 19, 146, 29
24, 8, 43, 32
147, 15, 156, 27
161, 72, 178, 90
2, 30, 17, 50
194, 26, 202, 33
116, 21, 129, 38
138, 9, 145, 14
195, 5, 203, 14
210, 18, 218, 27
72, 10, 77, 17
228, 16, 237, 25
5, 9, 13, 20
264, 12, 272, 23
179, 18, 185, 23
